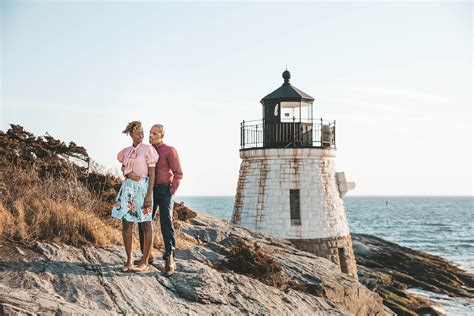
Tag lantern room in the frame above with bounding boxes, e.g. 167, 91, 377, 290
240, 70, 335, 149
261, 69, 314, 124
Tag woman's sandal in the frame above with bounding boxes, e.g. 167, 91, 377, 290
131, 264, 149, 273
133, 257, 154, 265
121, 264, 134, 272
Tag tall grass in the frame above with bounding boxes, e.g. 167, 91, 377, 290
0, 124, 197, 250
0, 162, 198, 250
0, 163, 121, 247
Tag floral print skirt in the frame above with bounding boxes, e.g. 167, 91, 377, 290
111, 178, 153, 222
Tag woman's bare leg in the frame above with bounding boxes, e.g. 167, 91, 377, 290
138, 222, 155, 262
122, 220, 134, 271
137, 221, 153, 268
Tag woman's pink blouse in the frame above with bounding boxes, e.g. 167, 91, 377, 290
117, 144, 159, 178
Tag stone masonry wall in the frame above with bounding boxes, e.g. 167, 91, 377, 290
232, 148, 350, 240
231, 148, 357, 278
289, 236, 358, 280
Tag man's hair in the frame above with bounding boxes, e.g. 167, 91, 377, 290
122, 121, 142, 135
152, 124, 165, 137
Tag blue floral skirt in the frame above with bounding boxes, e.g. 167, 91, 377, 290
111, 178, 153, 222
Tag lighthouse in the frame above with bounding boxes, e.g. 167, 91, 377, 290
232, 70, 357, 278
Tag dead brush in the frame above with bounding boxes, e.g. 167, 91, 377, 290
0, 162, 121, 247
218, 238, 290, 288
218, 238, 326, 296
173, 202, 198, 223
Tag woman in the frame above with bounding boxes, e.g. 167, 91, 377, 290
111, 121, 158, 272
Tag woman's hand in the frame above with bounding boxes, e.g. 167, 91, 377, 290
144, 194, 152, 209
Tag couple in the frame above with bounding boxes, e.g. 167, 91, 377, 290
111, 121, 183, 277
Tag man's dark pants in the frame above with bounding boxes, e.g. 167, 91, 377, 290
139, 184, 175, 259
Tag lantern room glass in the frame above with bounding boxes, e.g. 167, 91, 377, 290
280, 101, 313, 123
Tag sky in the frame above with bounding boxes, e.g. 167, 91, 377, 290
1, 1, 472, 196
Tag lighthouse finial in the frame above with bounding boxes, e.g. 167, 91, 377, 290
282, 68, 291, 83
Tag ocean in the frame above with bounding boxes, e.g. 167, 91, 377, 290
176, 195, 474, 272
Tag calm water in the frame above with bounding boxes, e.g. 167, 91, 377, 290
176, 196, 474, 273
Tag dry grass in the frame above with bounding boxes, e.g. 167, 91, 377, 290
9, 198, 120, 246
0, 161, 199, 250
0, 125, 197, 250
0, 163, 121, 247
0, 203, 15, 238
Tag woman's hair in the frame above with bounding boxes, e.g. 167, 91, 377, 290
122, 121, 142, 135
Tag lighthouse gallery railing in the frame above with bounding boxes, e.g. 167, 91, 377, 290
240, 118, 336, 150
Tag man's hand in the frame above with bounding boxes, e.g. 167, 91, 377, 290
126, 171, 141, 182
144, 194, 152, 209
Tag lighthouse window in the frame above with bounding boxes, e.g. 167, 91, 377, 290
281, 101, 301, 122
290, 189, 301, 225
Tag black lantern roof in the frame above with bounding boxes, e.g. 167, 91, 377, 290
260, 70, 314, 103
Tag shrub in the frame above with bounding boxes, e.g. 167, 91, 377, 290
220, 238, 289, 288
0, 124, 197, 250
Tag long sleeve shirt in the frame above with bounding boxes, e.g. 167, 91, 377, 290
153, 143, 183, 195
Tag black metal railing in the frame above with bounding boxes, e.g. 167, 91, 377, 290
240, 118, 336, 150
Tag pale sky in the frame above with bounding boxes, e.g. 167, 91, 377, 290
1, 1, 472, 196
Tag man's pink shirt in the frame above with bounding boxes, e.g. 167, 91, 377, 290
153, 143, 183, 195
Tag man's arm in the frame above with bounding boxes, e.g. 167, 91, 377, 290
144, 166, 155, 208
125, 171, 141, 181
122, 165, 140, 181
168, 147, 183, 195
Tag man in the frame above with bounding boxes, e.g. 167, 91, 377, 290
129, 124, 183, 277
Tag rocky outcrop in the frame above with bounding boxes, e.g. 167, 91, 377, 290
0, 211, 386, 315
2, 209, 472, 315
353, 233, 474, 315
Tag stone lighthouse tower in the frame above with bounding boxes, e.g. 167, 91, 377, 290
232, 70, 357, 278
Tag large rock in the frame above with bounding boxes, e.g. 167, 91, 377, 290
0, 211, 386, 315
352, 233, 474, 315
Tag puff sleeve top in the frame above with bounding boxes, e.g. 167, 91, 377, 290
117, 143, 159, 178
